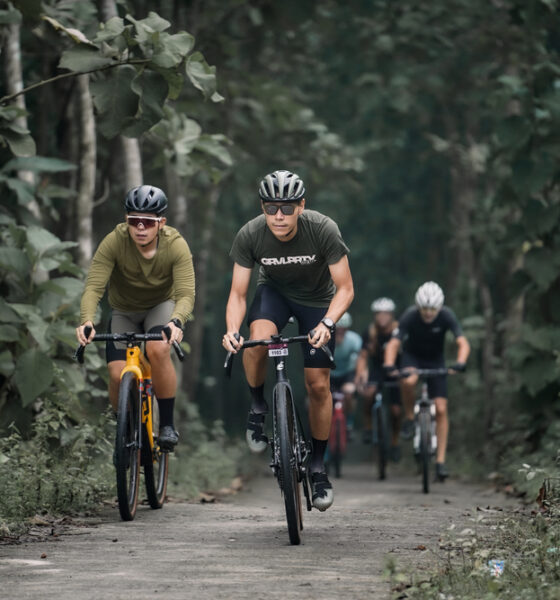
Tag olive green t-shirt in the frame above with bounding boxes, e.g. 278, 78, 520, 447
229, 210, 349, 307
80, 223, 195, 325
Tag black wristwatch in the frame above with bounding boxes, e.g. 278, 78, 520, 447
170, 318, 182, 329
320, 317, 335, 333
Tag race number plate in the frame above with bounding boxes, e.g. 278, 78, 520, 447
268, 343, 288, 357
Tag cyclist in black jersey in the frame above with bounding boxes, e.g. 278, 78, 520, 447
222, 170, 354, 511
355, 297, 402, 460
383, 282, 470, 480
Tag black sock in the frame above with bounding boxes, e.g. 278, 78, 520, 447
310, 437, 328, 473
249, 384, 268, 414
157, 397, 175, 428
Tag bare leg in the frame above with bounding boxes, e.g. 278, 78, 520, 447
434, 397, 448, 463
305, 368, 332, 440
108, 360, 126, 411
400, 374, 418, 421
146, 340, 176, 399
242, 319, 277, 387
361, 384, 376, 432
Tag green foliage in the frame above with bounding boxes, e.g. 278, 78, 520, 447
0, 399, 114, 524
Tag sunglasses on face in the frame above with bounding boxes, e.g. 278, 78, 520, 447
126, 215, 162, 229
263, 203, 297, 216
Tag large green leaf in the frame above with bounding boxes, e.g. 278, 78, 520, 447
0, 350, 14, 377
0, 299, 22, 323
0, 8, 22, 25
186, 52, 221, 100
13, 349, 54, 407
94, 16, 126, 43
59, 46, 114, 72
0, 325, 19, 342
2, 175, 35, 205
2, 156, 76, 173
151, 31, 195, 68
195, 134, 233, 167
25, 225, 72, 255
0, 247, 30, 273
0, 129, 36, 157
90, 65, 138, 138
127, 12, 170, 43
10, 304, 51, 351
122, 70, 168, 137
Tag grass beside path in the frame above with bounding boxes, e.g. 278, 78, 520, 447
389, 478, 560, 600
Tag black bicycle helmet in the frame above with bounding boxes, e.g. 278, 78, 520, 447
258, 170, 305, 202
124, 185, 168, 215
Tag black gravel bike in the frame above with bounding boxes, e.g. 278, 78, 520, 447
225, 332, 335, 545
75, 327, 184, 520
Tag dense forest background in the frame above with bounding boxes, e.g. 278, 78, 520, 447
1, 0, 560, 514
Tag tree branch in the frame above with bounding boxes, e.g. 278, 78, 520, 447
0, 59, 150, 106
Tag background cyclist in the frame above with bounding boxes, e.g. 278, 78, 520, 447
383, 282, 470, 480
330, 312, 362, 439
355, 297, 402, 461
222, 170, 354, 511
76, 185, 195, 450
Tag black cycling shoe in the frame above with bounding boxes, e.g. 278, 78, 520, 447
310, 471, 334, 511
400, 418, 414, 440
246, 410, 268, 453
158, 425, 179, 451
436, 462, 449, 481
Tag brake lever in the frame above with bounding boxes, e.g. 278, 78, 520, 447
308, 328, 336, 369
73, 325, 92, 364
224, 333, 240, 378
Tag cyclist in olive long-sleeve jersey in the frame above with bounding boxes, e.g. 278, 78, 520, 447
76, 185, 195, 449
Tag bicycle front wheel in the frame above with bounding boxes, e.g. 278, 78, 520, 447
374, 402, 388, 481
419, 410, 431, 494
142, 395, 169, 509
275, 384, 303, 545
116, 372, 141, 521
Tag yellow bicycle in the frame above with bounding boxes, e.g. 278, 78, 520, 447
75, 328, 184, 520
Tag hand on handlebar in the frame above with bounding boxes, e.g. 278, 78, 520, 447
383, 364, 400, 378
76, 321, 95, 345
449, 362, 466, 373
308, 323, 330, 348
163, 321, 183, 345
223, 331, 243, 353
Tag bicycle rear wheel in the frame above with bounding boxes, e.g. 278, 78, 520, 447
374, 401, 388, 481
419, 410, 431, 494
116, 372, 141, 521
275, 383, 303, 545
142, 395, 169, 509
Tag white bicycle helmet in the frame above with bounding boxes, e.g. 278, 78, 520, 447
258, 170, 305, 202
337, 312, 352, 328
370, 297, 396, 313
415, 281, 444, 309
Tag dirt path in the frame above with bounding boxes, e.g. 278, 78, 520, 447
0, 459, 511, 600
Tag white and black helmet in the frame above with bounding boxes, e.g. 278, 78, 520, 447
415, 281, 444, 309
371, 297, 396, 313
258, 170, 305, 202
337, 312, 352, 328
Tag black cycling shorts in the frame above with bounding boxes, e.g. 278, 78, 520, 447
401, 351, 447, 399
246, 284, 335, 369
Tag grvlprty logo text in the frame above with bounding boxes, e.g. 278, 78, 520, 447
261, 255, 317, 266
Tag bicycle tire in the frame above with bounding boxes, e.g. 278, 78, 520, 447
116, 372, 141, 520
275, 383, 303, 545
374, 402, 388, 481
419, 409, 431, 494
142, 395, 169, 509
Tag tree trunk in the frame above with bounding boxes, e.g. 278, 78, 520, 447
98, 0, 118, 20
121, 136, 143, 189
76, 75, 96, 268
3, 23, 40, 219
182, 185, 221, 405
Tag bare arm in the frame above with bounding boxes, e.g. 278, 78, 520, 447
456, 335, 470, 363
355, 348, 369, 386
223, 263, 252, 352
309, 255, 354, 348
384, 337, 401, 367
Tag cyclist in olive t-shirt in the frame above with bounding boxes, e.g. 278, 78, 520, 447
76, 186, 195, 450
222, 170, 354, 511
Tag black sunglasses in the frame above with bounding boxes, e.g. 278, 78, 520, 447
263, 204, 297, 215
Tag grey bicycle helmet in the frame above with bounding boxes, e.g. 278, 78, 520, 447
258, 170, 305, 202
415, 281, 444, 309
337, 312, 352, 328
125, 185, 168, 215
371, 297, 396, 313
